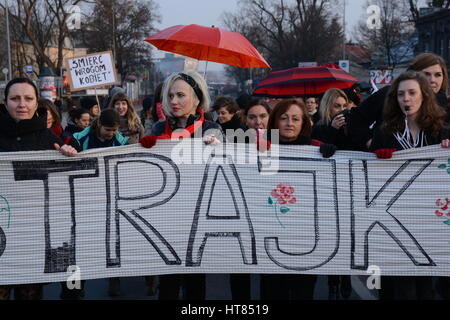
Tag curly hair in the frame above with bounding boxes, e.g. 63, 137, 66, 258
382, 71, 446, 138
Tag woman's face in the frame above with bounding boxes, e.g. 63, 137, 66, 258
305, 98, 318, 113
330, 96, 347, 119
169, 79, 197, 120
217, 107, 234, 124
46, 110, 54, 128
75, 113, 91, 129
397, 79, 423, 119
277, 104, 303, 142
5, 83, 38, 121
90, 105, 100, 117
246, 105, 269, 130
114, 100, 128, 117
421, 64, 444, 94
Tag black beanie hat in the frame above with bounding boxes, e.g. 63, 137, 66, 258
80, 96, 98, 110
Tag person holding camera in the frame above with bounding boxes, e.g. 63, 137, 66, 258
312, 88, 363, 152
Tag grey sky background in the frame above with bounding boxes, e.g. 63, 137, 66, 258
151, 0, 425, 70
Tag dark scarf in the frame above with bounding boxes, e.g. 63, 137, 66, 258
0, 105, 47, 137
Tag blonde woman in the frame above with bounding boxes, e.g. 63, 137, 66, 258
109, 92, 144, 144
311, 88, 363, 152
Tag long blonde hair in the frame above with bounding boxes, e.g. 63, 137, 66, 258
318, 88, 348, 125
108, 92, 142, 130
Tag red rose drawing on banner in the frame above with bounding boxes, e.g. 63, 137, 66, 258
268, 184, 297, 228
434, 198, 450, 244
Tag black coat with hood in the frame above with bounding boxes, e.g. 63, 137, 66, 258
0, 104, 62, 152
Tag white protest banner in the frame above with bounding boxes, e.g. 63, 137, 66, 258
65, 51, 118, 91
0, 142, 450, 285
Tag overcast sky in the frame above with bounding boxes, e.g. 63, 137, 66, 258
150, 0, 425, 70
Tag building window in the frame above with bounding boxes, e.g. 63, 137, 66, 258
440, 39, 444, 57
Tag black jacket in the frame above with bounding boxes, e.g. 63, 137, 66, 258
369, 126, 448, 151
312, 123, 366, 151
63, 123, 84, 137
0, 105, 62, 152
347, 87, 450, 149
217, 114, 244, 132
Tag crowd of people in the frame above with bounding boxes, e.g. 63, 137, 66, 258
0, 52, 449, 300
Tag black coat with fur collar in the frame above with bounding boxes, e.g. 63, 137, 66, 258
0, 104, 62, 152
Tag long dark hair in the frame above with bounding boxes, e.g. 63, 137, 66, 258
409, 53, 449, 95
38, 98, 61, 127
382, 71, 446, 138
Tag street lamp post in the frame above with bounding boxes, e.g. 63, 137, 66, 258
6, 2, 12, 81
342, 0, 346, 60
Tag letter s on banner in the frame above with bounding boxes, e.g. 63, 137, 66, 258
366, 5, 382, 30
366, 265, 381, 290
66, 265, 81, 290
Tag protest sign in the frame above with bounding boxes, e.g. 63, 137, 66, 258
65, 51, 118, 91
0, 142, 450, 285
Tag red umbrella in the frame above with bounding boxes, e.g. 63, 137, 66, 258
144, 24, 270, 69
253, 65, 357, 97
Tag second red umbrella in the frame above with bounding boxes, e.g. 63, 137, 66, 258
253, 65, 357, 97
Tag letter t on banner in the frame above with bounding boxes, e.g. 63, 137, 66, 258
13, 159, 99, 273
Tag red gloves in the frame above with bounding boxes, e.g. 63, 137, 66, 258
374, 148, 396, 159
139, 135, 158, 149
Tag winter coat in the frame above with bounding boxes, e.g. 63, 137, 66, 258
370, 126, 448, 151
73, 127, 129, 151
348, 86, 450, 149
312, 123, 366, 151
0, 105, 62, 152
63, 124, 84, 137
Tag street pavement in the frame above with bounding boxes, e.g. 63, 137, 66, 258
42, 275, 378, 300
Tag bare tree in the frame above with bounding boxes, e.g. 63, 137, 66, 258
406, 0, 450, 23
222, 0, 344, 86
0, 0, 89, 76
354, 0, 416, 70
81, 0, 160, 82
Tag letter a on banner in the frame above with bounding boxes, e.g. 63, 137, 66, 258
186, 154, 257, 267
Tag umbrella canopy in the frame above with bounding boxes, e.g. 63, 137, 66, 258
253, 65, 358, 98
144, 24, 270, 69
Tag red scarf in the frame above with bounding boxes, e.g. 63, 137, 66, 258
158, 109, 204, 140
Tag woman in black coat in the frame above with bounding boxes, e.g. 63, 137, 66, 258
348, 53, 450, 151
370, 71, 450, 300
0, 78, 78, 300
312, 88, 365, 152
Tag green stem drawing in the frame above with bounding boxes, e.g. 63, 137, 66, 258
273, 200, 285, 228
0, 195, 11, 228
